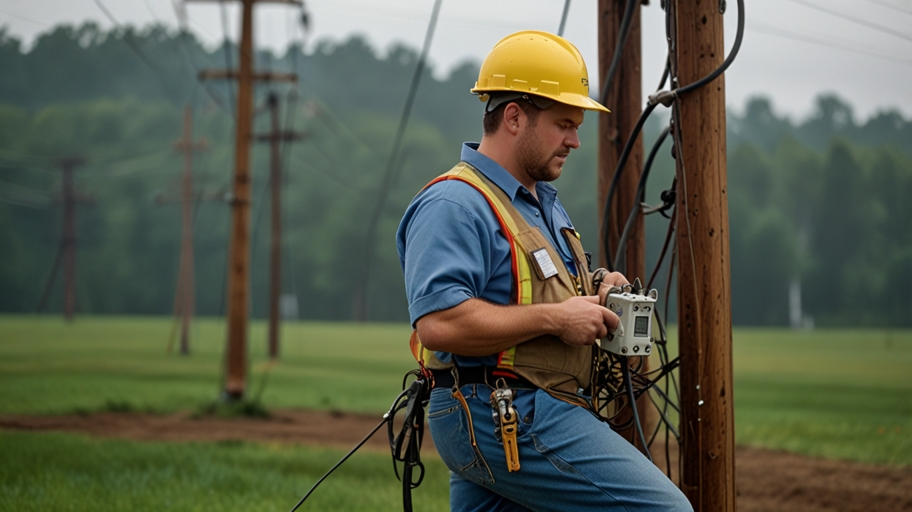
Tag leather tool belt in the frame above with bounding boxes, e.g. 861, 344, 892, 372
431, 366, 536, 390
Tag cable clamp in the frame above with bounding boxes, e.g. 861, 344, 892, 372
648, 90, 676, 108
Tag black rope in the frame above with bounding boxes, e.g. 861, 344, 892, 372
288, 415, 392, 512
288, 372, 431, 512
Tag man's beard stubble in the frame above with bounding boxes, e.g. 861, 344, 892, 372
515, 126, 567, 184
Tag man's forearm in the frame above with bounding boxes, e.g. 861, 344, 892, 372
416, 295, 616, 357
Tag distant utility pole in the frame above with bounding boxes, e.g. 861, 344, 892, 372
255, 92, 303, 360
670, 0, 736, 509
156, 106, 210, 355
189, 0, 300, 400
597, 0, 652, 455
37, 157, 91, 321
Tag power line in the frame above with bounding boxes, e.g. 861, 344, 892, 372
141, 0, 160, 20
787, 0, 912, 44
356, 0, 443, 321
863, 0, 912, 17
90, 0, 179, 98
558, 0, 571, 37
600, 0, 638, 106
0, 6, 51, 27
219, 0, 238, 116
749, 20, 912, 64
173, 12, 234, 115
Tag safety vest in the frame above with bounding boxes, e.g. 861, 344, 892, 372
410, 162, 597, 407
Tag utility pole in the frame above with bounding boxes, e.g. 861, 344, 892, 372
598, 0, 645, 280
670, 0, 736, 509
37, 157, 91, 321
597, 0, 652, 455
61, 157, 83, 322
188, 0, 300, 400
159, 106, 210, 355
255, 92, 303, 360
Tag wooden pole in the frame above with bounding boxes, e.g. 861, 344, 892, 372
597, 0, 652, 454
670, 0, 736, 509
38, 157, 87, 317
186, 0, 301, 396
224, 0, 255, 399
597, 0, 645, 279
255, 93, 303, 360
267, 93, 282, 360
61, 158, 81, 322
171, 106, 209, 355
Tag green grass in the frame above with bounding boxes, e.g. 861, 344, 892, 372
1, 315, 911, 511
0, 315, 418, 415
0, 430, 450, 512
731, 328, 912, 466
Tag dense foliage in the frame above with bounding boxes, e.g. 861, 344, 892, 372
1, 23, 910, 326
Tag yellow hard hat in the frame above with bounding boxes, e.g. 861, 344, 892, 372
471, 30, 609, 113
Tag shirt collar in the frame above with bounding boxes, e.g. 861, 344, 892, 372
460, 142, 559, 204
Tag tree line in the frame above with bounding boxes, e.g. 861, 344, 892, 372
0, 23, 910, 326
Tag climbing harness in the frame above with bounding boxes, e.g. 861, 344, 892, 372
288, 369, 432, 512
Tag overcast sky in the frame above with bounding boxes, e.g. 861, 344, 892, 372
2, 0, 911, 120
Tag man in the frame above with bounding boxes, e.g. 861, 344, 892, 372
396, 31, 692, 511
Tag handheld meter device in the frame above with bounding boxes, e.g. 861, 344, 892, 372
599, 283, 658, 356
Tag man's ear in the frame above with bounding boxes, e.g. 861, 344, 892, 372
502, 102, 522, 135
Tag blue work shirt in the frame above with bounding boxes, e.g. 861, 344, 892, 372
396, 142, 578, 367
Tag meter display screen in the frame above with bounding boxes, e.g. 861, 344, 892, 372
634, 316, 649, 337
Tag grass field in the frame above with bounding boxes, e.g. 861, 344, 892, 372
0, 315, 418, 415
1, 315, 910, 510
732, 327, 911, 465
0, 430, 451, 511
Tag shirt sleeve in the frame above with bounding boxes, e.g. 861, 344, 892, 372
397, 181, 499, 326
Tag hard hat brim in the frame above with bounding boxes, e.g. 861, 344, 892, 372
559, 93, 611, 113
473, 89, 610, 114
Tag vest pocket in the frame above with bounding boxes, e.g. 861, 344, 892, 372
515, 227, 560, 282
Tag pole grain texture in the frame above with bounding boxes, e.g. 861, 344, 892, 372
224, 0, 255, 399
671, 0, 736, 509
597, 0, 653, 454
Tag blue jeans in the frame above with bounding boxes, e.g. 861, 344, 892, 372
427, 384, 693, 512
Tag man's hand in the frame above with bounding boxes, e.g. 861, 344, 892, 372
596, 270, 630, 306
555, 295, 619, 346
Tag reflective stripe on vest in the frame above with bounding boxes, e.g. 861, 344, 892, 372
412, 163, 534, 371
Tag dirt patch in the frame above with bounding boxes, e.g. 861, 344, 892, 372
3, 411, 911, 511
0, 410, 396, 451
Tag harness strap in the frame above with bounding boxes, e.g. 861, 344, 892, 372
415, 164, 535, 372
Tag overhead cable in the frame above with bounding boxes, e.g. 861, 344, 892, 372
603, 0, 745, 270
788, 0, 912, 44
558, 0, 572, 36
613, 125, 671, 271
357, 0, 444, 320
600, 0, 639, 106
749, 21, 912, 64
863, 0, 912, 16
90, 0, 178, 99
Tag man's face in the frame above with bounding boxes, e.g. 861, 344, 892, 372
515, 102, 584, 183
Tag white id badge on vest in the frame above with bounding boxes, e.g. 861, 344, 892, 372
531, 248, 559, 279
